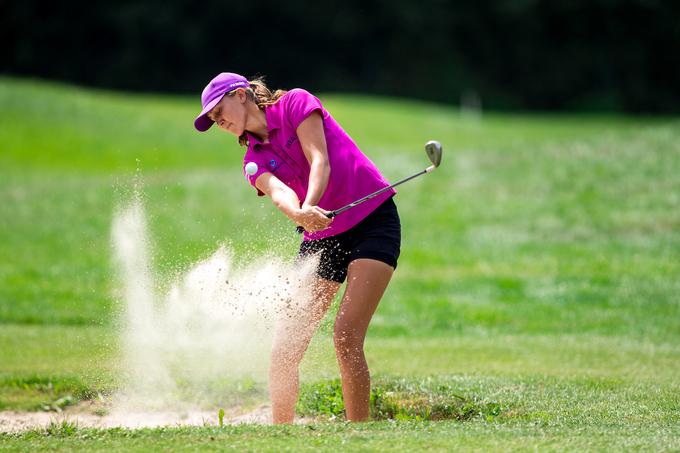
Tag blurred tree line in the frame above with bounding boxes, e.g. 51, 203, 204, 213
2, 0, 679, 112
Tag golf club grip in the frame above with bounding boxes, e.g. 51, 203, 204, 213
295, 211, 336, 234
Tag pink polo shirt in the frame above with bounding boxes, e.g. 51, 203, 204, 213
243, 88, 395, 241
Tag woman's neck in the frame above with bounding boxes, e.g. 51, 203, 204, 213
246, 105, 268, 143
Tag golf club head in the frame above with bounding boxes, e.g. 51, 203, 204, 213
425, 140, 442, 168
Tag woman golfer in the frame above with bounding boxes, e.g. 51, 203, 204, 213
194, 72, 400, 423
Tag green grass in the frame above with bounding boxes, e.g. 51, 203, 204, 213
1, 76, 679, 450
2, 422, 680, 452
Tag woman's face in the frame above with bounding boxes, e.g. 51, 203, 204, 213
207, 89, 248, 136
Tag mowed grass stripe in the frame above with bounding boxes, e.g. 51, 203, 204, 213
5, 325, 680, 380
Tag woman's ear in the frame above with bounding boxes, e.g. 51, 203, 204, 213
235, 88, 248, 103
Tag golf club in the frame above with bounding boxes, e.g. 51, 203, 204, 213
296, 140, 443, 234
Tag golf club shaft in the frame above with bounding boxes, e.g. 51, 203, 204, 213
296, 164, 436, 234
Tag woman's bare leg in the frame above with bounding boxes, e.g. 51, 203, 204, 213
334, 258, 394, 421
269, 277, 340, 423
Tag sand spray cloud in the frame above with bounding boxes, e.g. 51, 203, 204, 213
111, 193, 318, 410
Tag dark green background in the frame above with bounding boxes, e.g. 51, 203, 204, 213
3, 0, 679, 112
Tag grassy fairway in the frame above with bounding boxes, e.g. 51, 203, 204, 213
3, 422, 680, 452
1, 77, 679, 450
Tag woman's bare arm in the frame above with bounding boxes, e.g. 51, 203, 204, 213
296, 111, 330, 208
255, 172, 331, 233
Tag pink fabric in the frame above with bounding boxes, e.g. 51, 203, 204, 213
243, 89, 395, 241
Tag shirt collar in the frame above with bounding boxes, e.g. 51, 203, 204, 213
247, 106, 280, 150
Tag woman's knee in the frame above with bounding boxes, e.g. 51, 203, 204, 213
333, 323, 365, 362
270, 337, 307, 369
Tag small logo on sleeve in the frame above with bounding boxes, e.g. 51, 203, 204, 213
270, 159, 277, 169
286, 136, 298, 149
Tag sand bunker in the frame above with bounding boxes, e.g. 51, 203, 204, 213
0, 403, 272, 433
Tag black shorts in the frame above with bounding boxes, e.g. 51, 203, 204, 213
298, 196, 401, 283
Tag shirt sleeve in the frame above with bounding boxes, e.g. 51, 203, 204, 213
283, 88, 324, 131
243, 151, 269, 197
